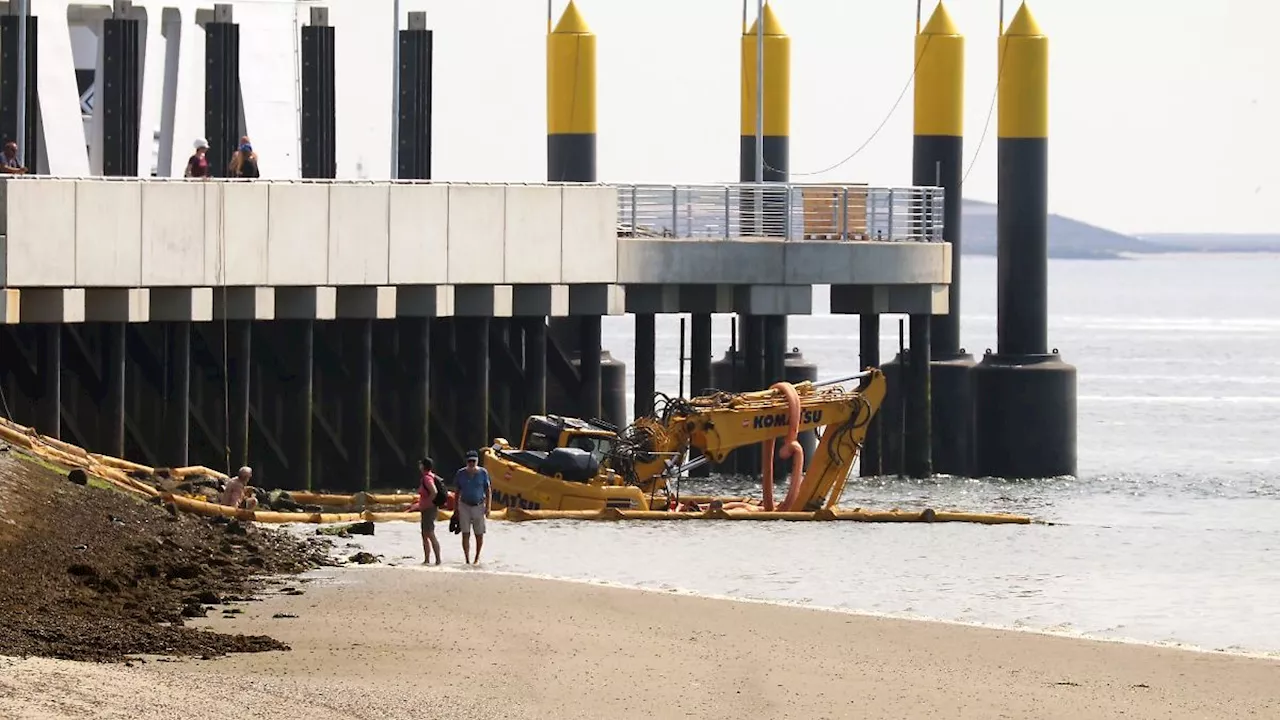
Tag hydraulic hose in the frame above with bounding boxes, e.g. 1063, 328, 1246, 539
761, 381, 805, 512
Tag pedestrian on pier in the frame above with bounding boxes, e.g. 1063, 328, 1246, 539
184, 138, 209, 178
228, 136, 260, 179
1, 141, 27, 175
453, 451, 491, 565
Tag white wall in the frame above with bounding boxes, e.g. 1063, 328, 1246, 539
29, 0, 430, 179
0, 178, 619, 288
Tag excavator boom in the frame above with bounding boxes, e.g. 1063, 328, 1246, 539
611, 369, 887, 510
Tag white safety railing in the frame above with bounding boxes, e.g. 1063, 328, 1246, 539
613, 183, 945, 242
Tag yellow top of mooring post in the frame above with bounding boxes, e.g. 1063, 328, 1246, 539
1003, 1, 1044, 37
920, 1, 960, 36
740, 2, 790, 138
998, 1, 1048, 139
551, 0, 590, 35
914, 2, 964, 138
745, 2, 786, 37
547, 0, 597, 136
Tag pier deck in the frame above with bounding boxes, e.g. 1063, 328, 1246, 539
0, 177, 947, 323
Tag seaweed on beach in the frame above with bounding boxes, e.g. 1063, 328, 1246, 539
0, 450, 335, 663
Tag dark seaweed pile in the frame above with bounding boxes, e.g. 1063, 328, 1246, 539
0, 451, 334, 662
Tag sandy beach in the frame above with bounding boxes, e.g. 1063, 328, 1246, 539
2, 565, 1277, 719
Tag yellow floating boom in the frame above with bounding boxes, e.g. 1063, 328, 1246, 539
0, 416, 1040, 527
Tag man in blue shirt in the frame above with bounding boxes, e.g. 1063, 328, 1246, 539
453, 450, 491, 564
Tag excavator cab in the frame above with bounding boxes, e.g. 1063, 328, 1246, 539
482, 414, 624, 487
519, 415, 618, 469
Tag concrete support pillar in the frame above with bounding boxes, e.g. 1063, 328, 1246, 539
905, 315, 932, 479
407, 317, 431, 461
38, 326, 61, 439
106, 322, 126, 457
286, 320, 314, 490
349, 320, 373, 490
634, 314, 655, 420
763, 315, 786, 385
859, 314, 882, 477
739, 314, 765, 475
690, 313, 712, 396
579, 315, 602, 420
521, 318, 547, 418
166, 322, 190, 467
459, 318, 490, 452
227, 319, 252, 472
489, 319, 513, 441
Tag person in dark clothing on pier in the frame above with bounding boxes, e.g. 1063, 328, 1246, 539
228, 135, 260, 178
184, 138, 209, 178
1, 141, 27, 174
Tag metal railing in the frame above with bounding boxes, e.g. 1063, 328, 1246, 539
614, 183, 945, 243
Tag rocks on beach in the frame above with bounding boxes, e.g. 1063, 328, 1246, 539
0, 453, 336, 663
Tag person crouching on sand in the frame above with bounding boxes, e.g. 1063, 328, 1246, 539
453, 450, 491, 565
406, 457, 447, 565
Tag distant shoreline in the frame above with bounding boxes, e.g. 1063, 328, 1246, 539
962, 247, 1280, 260
959, 199, 1280, 259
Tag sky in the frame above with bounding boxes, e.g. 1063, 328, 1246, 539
406, 0, 1278, 236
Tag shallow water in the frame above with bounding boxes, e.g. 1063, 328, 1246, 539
309, 253, 1280, 656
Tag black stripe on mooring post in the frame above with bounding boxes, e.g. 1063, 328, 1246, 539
102, 16, 141, 177
0, 14, 39, 167
914, 135, 964, 354
738, 135, 789, 235
397, 16, 433, 180
301, 9, 336, 179
547, 134, 596, 183
996, 137, 1049, 356
915, 136, 976, 478
204, 17, 241, 178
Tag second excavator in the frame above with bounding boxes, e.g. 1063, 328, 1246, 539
480, 368, 886, 513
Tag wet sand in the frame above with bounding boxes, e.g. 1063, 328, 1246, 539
2, 566, 1278, 719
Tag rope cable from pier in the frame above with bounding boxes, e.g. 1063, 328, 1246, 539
960, 34, 1007, 185
215, 182, 232, 478
756, 34, 933, 178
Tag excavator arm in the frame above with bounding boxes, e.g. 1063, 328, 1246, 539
612, 369, 887, 510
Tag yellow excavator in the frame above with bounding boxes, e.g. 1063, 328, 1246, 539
481, 368, 886, 513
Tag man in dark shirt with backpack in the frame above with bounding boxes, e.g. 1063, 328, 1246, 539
411, 457, 447, 565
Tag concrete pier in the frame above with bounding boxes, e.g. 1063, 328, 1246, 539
0, 175, 947, 487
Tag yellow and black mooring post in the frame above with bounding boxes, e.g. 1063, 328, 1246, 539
547, 0, 596, 182
735, 2, 803, 478
908, 2, 969, 478
546, 1, 620, 427
973, 2, 1077, 479
739, 2, 790, 201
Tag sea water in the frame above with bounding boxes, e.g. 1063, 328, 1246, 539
305, 252, 1280, 657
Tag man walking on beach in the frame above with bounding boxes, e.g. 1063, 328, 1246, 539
453, 450, 491, 564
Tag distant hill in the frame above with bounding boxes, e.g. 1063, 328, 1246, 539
1134, 233, 1280, 253
959, 199, 1167, 259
